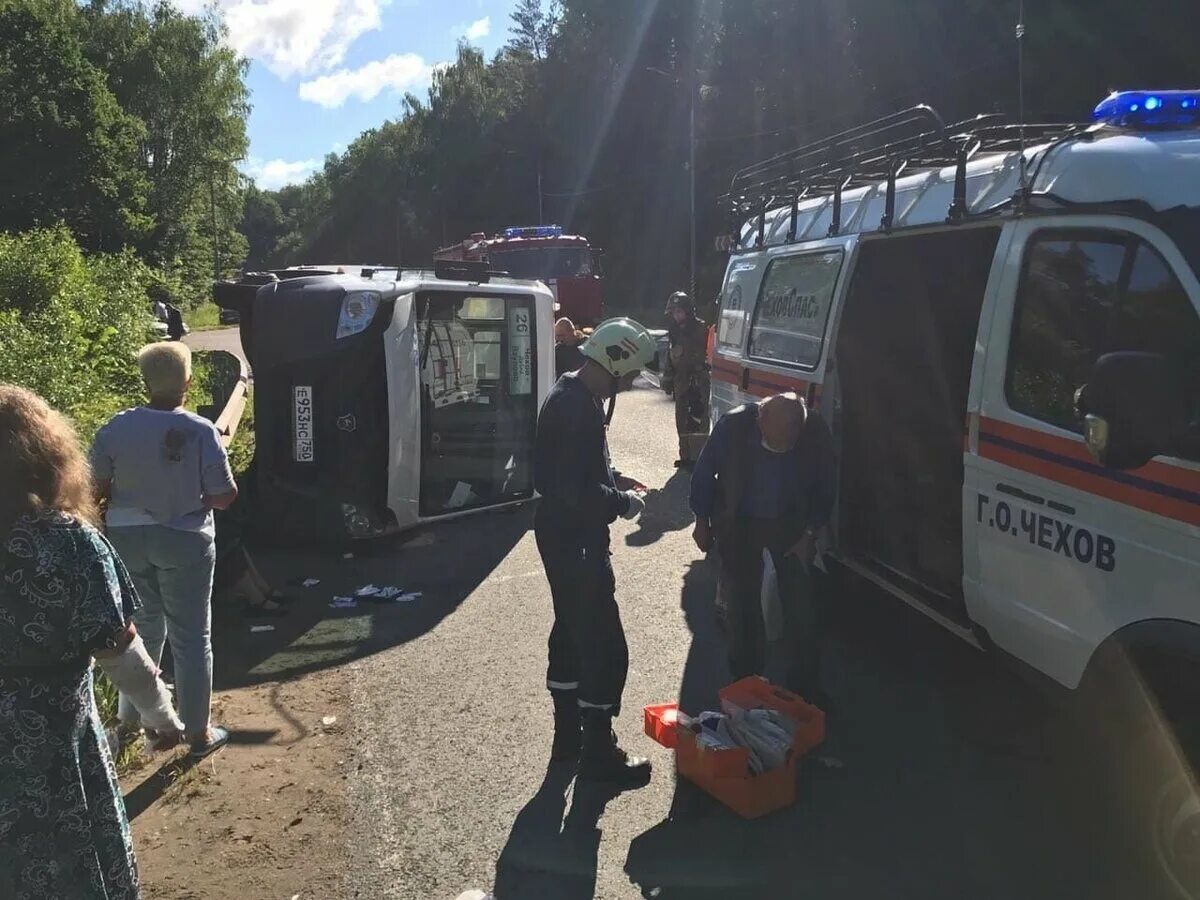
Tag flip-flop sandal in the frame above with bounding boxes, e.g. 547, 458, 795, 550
190, 725, 230, 759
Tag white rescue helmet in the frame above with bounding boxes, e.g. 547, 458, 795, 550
580, 317, 657, 378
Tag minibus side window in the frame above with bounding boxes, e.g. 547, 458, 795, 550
1007, 231, 1200, 459
747, 250, 843, 369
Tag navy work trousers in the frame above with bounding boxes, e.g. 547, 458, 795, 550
535, 525, 628, 714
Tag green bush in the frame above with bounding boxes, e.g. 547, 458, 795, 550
0, 226, 155, 440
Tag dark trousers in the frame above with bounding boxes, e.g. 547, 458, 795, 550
716, 523, 822, 701
536, 526, 628, 714
673, 370, 710, 461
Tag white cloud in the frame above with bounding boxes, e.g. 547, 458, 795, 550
243, 157, 321, 189
173, 0, 391, 78
298, 53, 436, 108
463, 16, 490, 42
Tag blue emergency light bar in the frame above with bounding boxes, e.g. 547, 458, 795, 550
1093, 90, 1200, 128
503, 225, 563, 239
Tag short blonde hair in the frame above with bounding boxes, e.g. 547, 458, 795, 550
138, 342, 192, 400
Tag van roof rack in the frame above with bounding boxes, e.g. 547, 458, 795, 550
725, 104, 1084, 246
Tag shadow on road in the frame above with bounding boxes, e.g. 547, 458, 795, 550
622, 557, 1147, 899
625, 557, 791, 899
624, 469, 695, 548
493, 764, 623, 899
203, 505, 532, 699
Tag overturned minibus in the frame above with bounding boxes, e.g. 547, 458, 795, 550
214, 261, 555, 543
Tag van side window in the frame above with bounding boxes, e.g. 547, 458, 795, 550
1008, 231, 1200, 456
716, 261, 757, 352
1007, 236, 1125, 431
747, 250, 843, 369
1111, 244, 1200, 365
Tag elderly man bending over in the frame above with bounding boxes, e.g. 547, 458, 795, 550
91, 342, 237, 758
689, 393, 836, 701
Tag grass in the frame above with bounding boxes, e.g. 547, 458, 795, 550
95, 669, 148, 771
188, 302, 225, 331
227, 386, 255, 477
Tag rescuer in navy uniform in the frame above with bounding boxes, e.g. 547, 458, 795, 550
534, 317, 658, 787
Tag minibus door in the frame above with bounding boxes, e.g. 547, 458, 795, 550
415, 291, 539, 518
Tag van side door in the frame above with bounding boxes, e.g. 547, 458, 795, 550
967, 217, 1200, 688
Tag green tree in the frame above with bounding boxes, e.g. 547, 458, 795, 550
82, 0, 250, 298
0, 0, 151, 251
241, 185, 286, 271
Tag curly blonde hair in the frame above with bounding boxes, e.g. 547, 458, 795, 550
0, 384, 99, 535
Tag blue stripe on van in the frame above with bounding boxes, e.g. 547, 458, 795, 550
979, 431, 1200, 507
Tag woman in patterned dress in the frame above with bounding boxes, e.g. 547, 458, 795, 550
0, 385, 181, 900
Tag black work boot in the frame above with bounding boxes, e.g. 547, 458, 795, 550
551, 692, 582, 761
577, 709, 652, 787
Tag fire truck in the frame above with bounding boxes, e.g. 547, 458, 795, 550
434, 225, 604, 326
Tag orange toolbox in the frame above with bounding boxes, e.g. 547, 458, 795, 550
643, 676, 825, 819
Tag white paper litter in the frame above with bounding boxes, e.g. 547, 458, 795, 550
355, 584, 382, 597
330, 597, 358, 609
301, 578, 321, 588
321, 716, 337, 727
250, 625, 275, 633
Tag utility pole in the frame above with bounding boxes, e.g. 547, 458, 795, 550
688, 72, 696, 300
537, 158, 544, 225
647, 65, 698, 300
211, 174, 220, 281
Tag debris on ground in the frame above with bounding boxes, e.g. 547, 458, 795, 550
330, 596, 358, 609
301, 578, 321, 588
250, 624, 275, 633
354, 585, 418, 602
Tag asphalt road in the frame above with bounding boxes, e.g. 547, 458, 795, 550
184, 326, 247, 366
203, 321, 1156, 899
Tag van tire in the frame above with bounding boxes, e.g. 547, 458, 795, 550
1081, 640, 1200, 899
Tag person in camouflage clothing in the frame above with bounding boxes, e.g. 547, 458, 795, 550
662, 291, 710, 468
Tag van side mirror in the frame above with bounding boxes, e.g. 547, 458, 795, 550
1074, 352, 1185, 470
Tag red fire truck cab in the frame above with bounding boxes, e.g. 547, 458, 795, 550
434, 225, 604, 326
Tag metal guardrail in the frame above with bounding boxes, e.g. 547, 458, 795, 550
198, 349, 249, 449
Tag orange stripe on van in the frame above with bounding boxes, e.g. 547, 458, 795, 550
978, 416, 1200, 527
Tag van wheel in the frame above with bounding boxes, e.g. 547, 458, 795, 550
1150, 768, 1200, 900
1085, 645, 1200, 899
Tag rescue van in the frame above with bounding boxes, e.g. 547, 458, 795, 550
214, 260, 555, 542
713, 91, 1200, 884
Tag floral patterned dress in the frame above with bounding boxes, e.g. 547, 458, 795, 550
0, 510, 142, 899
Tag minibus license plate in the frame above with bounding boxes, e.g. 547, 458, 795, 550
293, 385, 314, 462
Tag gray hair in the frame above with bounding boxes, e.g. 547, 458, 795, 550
138, 342, 192, 400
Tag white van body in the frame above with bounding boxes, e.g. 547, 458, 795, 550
713, 117, 1200, 692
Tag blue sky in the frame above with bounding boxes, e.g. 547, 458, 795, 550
176, 0, 518, 189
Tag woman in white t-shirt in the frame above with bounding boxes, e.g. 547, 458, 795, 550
91, 342, 237, 758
